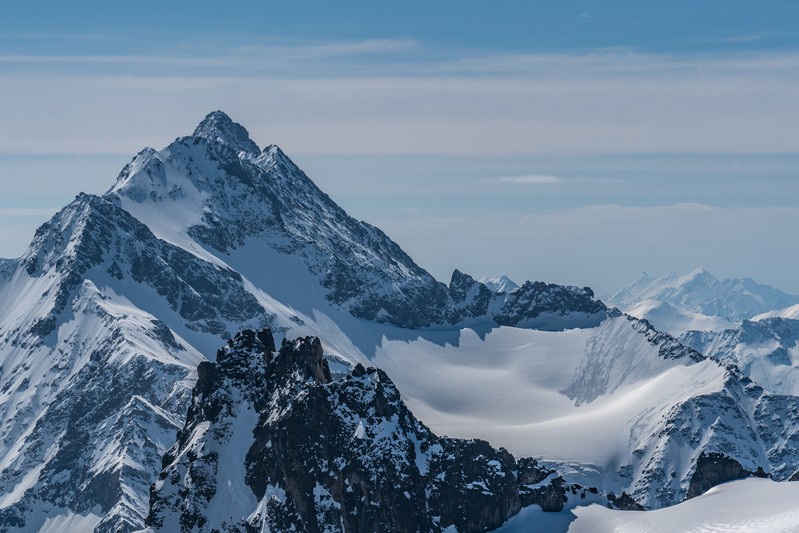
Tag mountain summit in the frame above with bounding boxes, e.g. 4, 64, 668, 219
106, 112, 605, 331
192, 110, 261, 154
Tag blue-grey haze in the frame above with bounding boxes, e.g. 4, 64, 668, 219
1, 1, 798, 295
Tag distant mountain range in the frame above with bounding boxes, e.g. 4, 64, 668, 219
606, 268, 799, 322
1, 112, 798, 532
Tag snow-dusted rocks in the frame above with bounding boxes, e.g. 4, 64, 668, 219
448, 270, 605, 330
146, 329, 567, 532
0, 277, 201, 532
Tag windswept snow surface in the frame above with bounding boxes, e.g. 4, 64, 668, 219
374, 316, 727, 491
568, 478, 799, 533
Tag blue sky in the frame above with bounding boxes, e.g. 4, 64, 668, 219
2, 1, 799, 294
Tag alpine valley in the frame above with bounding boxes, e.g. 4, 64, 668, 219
1, 112, 799, 532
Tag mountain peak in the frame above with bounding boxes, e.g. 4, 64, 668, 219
192, 110, 260, 154
678, 267, 716, 286
478, 274, 519, 293
687, 267, 710, 277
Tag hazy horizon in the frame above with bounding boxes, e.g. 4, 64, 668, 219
2, 1, 799, 295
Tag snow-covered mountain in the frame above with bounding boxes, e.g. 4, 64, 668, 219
106, 111, 604, 333
0, 112, 605, 531
681, 317, 799, 396
626, 299, 737, 337
607, 268, 799, 321
478, 275, 519, 294
0, 111, 796, 532
754, 303, 799, 321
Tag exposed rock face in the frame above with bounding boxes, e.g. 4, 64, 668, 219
448, 269, 606, 330
0, 191, 271, 531
607, 492, 646, 511
687, 452, 763, 499
146, 329, 567, 532
21, 193, 270, 340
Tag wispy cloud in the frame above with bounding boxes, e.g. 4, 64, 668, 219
0, 39, 420, 68
230, 39, 419, 59
2, 46, 799, 157
481, 175, 620, 187
720, 34, 764, 44
575, 177, 623, 185
488, 174, 562, 185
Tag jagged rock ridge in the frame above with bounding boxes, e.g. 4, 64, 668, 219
145, 329, 569, 532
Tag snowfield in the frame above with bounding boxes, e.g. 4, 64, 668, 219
570, 478, 799, 533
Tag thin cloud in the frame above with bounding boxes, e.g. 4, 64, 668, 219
575, 177, 622, 185
231, 39, 419, 59
488, 174, 562, 185
0, 39, 420, 67
720, 34, 763, 44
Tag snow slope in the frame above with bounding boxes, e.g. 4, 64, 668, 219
681, 317, 799, 396
374, 313, 734, 504
569, 478, 799, 533
492, 478, 799, 533
754, 303, 799, 321
627, 298, 737, 336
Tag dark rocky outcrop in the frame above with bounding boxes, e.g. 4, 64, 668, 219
146, 329, 570, 532
687, 452, 765, 499
607, 492, 646, 511
20, 193, 270, 340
